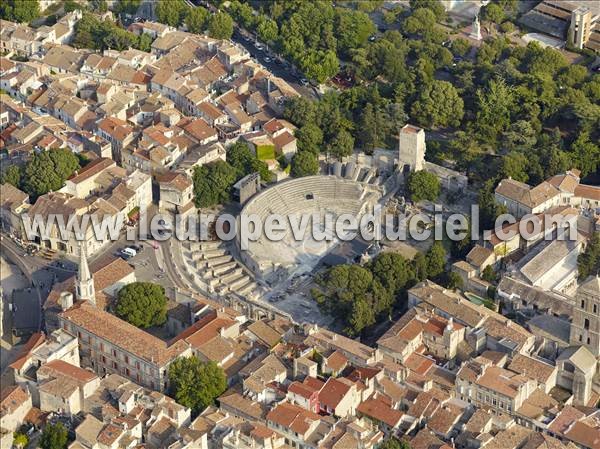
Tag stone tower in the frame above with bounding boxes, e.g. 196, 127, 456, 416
76, 242, 95, 305
569, 275, 600, 357
398, 124, 425, 173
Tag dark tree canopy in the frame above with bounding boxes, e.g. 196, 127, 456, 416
168, 356, 227, 416
312, 251, 420, 335
291, 151, 319, 178
193, 160, 238, 208
0, 0, 39, 23
116, 282, 168, 328
39, 423, 68, 449
208, 12, 234, 39
578, 232, 600, 280
22, 149, 80, 201
407, 170, 440, 203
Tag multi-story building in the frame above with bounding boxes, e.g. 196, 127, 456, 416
456, 357, 537, 415
569, 275, 600, 357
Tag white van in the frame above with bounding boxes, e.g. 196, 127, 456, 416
122, 247, 137, 258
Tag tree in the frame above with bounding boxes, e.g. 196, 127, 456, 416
192, 160, 238, 208
328, 128, 354, 159
451, 38, 470, 57
1, 165, 22, 188
478, 180, 508, 230
168, 356, 227, 416
409, 0, 445, 20
64, 0, 80, 13
291, 151, 319, 178
481, 265, 497, 283
21, 149, 80, 201
426, 241, 446, 279
208, 12, 234, 39
475, 79, 515, 143
445, 271, 463, 290
13, 432, 28, 449
0, 0, 40, 23
410, 80, 464, 128
257, 16, 278, 43
578, 232, 600, 280
40, 423, 68, 449
283, 97, 316, 128
116, 282, 168, 328
185, 6, 208, 34
380, 437, 412, 449
89, 0, 108, 13
335, 8, 375, 57
296, 124, 323, 155
407, 170, 440, 203
570, 132, 599, 177
116, 0, 141, 15
155, 0, 188, 27
482, 3, 504, 23
371, 252, 413, 296
500, 152, 529, 183
412, 252, 428, 282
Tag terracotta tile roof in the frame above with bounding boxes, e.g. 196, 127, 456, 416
319, 377, 353, 410
427, 403, 464, 435
68, 158, 115, 184
564, 416, 600, 449
508, 354, 556, 385
288, 381, 318, 400
60, 302, 189, 366
0, 385, 30, 416
325, 350, 348, 372
409, 428, 445, 449
156, 171, 192, 192
466, 245, 494, 268
38, 360, 98, 383
495, 179, 560, 208
575, 184, 600, 201
98, 116, 134, 142
477, 365, 531, 399
357, 394, 403, 427
246, 320, 281, 348
272, 130, 296, 149
8, 332, 45, 370
266, 401, 320, 435
183, 118, 217, 142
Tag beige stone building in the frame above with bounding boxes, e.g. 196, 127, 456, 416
569, 276, 600, 357
456, 357, 537, 415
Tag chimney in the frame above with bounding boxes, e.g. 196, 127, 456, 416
59, 291, 74, 311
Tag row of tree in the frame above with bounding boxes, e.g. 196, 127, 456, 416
72, 12, 153, 52
192, 142, 271, 208
227, 0, 378, 83
311, 241, 449, 335
154, 0, 234, 39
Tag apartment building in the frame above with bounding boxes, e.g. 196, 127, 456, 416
456, 358, 537, 415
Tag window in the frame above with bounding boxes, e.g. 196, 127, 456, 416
594, 304, 598, 314
587, 337, 591, 345
112, 349, 117, 357
125, 355, 129, 364
584, 318, 590, 330
112, 361, 117, 369
581, 300, 585, 308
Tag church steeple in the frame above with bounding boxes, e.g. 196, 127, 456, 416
76, 242, 95, 305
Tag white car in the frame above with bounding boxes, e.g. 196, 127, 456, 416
300, 78, 309, 86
